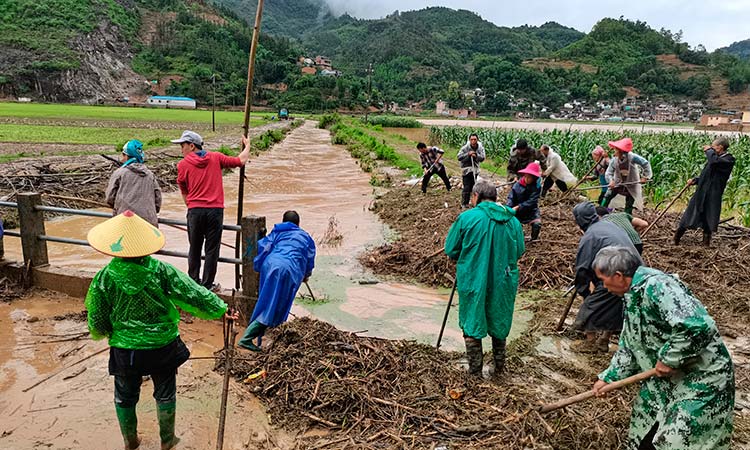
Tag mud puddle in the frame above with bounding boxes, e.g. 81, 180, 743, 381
1, 121, 528, 353
0, 292, 295, 450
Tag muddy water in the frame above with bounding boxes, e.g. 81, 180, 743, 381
2, 121, 530, 352
0, 294, 295, 450
388, 127, 430, 144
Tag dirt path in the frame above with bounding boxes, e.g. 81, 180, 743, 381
0, 292, 296, 450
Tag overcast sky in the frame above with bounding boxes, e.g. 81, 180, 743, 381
322, 0, 748, 51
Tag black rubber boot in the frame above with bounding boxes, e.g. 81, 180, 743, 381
463, 337, 483, 376
530, 223, 541, 242
702, 230, 712, 247
673, 227, 686, 245
491, 337, 506, 375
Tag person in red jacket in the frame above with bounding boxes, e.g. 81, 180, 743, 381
174, 131, 250, 291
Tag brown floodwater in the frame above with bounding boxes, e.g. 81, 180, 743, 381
2, 121, 530, 353
387, 127, 430, 144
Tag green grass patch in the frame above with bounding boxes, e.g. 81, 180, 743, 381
362, 115, 422, 128
0, 102, 271, 124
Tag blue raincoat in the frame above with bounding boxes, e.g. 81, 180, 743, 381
251, 222, 316, 327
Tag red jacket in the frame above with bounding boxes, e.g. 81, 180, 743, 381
177, 151, 243, 209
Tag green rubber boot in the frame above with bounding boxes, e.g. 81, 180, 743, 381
238, 320, 267, 351
115, 405, 141, 450
157, 401, 180, 450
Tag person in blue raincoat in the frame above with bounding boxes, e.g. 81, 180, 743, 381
238, 210, 316, 351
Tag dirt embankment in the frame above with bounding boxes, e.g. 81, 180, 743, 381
362, 186, 750, 336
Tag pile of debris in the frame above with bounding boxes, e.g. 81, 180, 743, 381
362, 187, 750, 334
218, 316, 634, 449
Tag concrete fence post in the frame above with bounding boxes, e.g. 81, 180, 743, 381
240, 215, 266, 323
17, 192, 49, 267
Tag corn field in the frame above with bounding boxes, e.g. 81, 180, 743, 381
430, 126, 750, 225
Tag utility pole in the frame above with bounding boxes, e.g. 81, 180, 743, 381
365, 63, 372, 123
211, 73, 216, 132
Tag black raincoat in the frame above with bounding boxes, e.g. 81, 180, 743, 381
679, 149, 735, 232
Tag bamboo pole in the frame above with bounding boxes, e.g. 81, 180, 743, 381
539, 368, 657, 413
641, 183, 692, 239
236, 0, 265, 290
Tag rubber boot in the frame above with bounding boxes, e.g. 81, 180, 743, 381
157, 401, 179, 450
673, 227, 686, 245
115, 405, 141, 450
463, 337, 483, 376
702, 230, 712, 247
238, 320, 267, 351
491, 337, 506, 375
595, 332, 611, 353
530, 223, 541, 242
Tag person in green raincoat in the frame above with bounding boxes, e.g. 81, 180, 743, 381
591, 246, 734, 450
85, 210, 236, 450
444, 181, 525, 376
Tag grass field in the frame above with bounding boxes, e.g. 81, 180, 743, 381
0, 102, 272, 124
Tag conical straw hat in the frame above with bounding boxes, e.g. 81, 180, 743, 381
87, 210, 165, 258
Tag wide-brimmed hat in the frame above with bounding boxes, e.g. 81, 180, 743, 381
608, 137, 633, 152
87, 210, 165, 258
518, 161, 542, 178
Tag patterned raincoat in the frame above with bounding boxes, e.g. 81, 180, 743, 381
599, 267, 734, 449
444, 201, 525, 339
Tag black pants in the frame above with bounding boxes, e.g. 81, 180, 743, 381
115, 371, 177, 408
422, 166, 451, 192
602, 189, 635, 215
541, 177, 569, 197
187, 207, 224, 288
461, 172, 476, 206
638, 422, 659, 450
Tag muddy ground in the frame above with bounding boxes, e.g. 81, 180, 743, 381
1, 121, 750, 449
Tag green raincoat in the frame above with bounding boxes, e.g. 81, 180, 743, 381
85, 256, 228, 349
599, 267, 734, 449
444, 201, 525, 340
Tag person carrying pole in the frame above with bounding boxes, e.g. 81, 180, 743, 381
587, 145, 610, 206
444, 181, 525, 377
174, 131, 251, 292
417, 142, 451, 193
601, 137, 652, 215
506, 162, 543, 242
570, 202, 641, 353
238, 210, 316, 351
457, 133, 485, 209
105, 140, 162, 227
673, 137, 736, 247
591, 246, 734, 450
84, 211, 235, 450
539, 144, 576, 197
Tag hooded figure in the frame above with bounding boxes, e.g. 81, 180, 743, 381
674, 138, 735, 247
445, 181, 525, 377
571, 202, 641, 353
238, 211, 316, 352
106, 140, 162, 227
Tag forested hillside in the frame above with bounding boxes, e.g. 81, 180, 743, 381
2, 0, 749, 113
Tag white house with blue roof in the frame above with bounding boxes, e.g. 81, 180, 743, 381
147, 96, 196, 109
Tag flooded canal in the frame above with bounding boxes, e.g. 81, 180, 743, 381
2, 121, 530, 352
